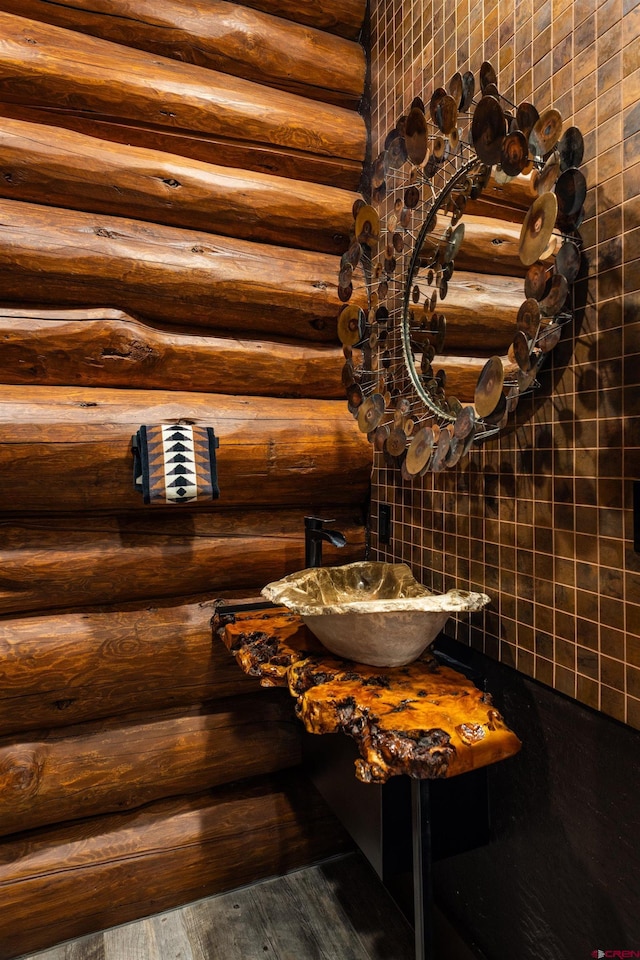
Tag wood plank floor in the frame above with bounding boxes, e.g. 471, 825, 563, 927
19, 853, 415, 960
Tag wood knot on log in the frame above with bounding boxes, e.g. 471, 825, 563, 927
53, 698, 76, 711
100, 636, 143, 658
101, 341, 157, 363
0, 749, 43, 802
272, 125, 324, 153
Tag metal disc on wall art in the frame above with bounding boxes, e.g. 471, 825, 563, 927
519, 193, 558, 266
336, 60, 585, 475
524, 262, 550, 300
555, 240, 582, 282
474, 356, 505, 417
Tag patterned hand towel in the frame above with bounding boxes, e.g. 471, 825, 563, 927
132, 423, 220, 504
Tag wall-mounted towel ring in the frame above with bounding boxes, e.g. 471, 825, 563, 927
132, 423, 220, 505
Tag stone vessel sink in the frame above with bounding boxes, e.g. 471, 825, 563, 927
262, 561, 490, 667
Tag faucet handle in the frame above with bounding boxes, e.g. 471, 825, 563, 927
304, 516, 336, 529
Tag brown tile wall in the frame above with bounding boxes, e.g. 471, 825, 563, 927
369, 0, 640, 727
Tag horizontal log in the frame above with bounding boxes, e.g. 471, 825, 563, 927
0, 507, 366, 614
0, 693, 301, 837
0, 772, 350, 959
371, 350, 514, 404
0, 0, 365, 107
465, 171, 537, 221
0, 199, 353, 342
0, 306, 345, 397
0, 598, 259, 735
0, 14, 366, 181
240, 0, 366, 39
409, 270, 523, 350
428, 355, 494, 403
0, 386, 371, 512
424, 213, 531, 278
0, 117, 357, 255
373, 353, 482, 404
441, 211, 558, 276
0, 102, 364, 190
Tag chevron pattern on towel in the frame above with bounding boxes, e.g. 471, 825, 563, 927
132, 423, 220, 504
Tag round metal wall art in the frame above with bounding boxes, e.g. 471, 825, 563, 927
337, 63, 585, 476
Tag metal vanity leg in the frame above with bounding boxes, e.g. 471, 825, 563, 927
411, 778, 433, 960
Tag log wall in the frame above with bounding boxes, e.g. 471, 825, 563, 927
0, 307, 346, 395
0, 598, 259, 734
0, 199, 353, 341
0, 0, 366, 107
0, 2, 368, 956
0, 118, 357, 254
0, 773, 351, 959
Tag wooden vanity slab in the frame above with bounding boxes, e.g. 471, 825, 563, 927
213, 604, 521, 784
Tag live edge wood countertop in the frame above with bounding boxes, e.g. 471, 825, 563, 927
213, 604, 521, 784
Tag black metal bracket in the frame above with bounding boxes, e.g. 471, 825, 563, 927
212, 597, 277, 624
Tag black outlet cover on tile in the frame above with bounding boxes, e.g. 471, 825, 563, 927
379, 503, 391, 545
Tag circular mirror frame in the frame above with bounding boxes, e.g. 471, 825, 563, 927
338, 63, 585, 476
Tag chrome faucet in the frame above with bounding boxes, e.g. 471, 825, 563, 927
304, 516, 347, 568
